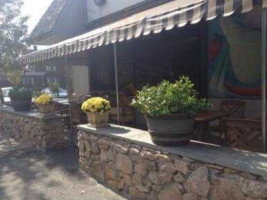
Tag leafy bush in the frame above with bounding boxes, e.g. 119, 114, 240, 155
9, 87, 32, 101
131, 76, 210, 117
5, 69, 22, 86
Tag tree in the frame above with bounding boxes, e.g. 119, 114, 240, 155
0, 0, 28, 72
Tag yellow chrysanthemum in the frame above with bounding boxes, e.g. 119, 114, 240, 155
34, 94, 53, 105
81, 97, 111, 113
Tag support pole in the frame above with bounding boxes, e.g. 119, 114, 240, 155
262, 9, 267, 153
113, 44, 120, 125
64, 56, 74, 145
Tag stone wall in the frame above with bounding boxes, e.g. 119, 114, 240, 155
0, 109, 67, 149
78, 130, 267, 200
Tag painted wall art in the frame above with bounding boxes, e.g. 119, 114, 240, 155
208, 8, 265, 99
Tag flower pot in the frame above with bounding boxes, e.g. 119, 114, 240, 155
11, 98, 32, 112
39, 104, 55, 114
145, 114, 195, 146
86, 111, 110, 128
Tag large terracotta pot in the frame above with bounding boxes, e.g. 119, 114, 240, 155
145, 114, 195, 146
86, 111, 110, 128
39, 103, 55, 114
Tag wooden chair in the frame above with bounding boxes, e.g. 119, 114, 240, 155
109, 93, 135, 125
222, 118, 263, 153
220, 100, 246, 118
70, 101, 87, 125
211, 100, 246, 144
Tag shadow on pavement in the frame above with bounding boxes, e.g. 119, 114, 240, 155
0, 143, 126, 200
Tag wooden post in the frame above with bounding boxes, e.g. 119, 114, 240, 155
65, 56, 75, 144
262, 9, 267, 153
113, 44, 120, 125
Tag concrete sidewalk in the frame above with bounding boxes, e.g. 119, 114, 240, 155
0, 135, 127, 200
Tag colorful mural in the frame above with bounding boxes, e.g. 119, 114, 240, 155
208, 8, 265, 99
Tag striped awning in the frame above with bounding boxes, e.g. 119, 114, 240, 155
20, 0, 267, 64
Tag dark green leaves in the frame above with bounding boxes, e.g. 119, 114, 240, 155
131, 76, 210, 117
9, 86, 32, 100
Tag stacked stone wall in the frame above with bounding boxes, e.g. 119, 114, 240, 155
0, 110, 67, 149
78, 131, 267, 200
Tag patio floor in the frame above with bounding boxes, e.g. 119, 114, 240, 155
0, 134, 127, 200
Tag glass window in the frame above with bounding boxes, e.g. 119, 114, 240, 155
46, 66, 56, 72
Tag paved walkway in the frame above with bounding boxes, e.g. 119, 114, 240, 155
0, 134, 126, 200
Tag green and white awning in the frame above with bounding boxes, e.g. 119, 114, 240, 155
20, 0, 267, 64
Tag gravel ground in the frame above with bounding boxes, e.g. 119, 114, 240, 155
0, 135, 127, 200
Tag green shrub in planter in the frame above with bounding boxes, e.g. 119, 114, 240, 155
9, 87, 33, 111
131, 76, 210, 145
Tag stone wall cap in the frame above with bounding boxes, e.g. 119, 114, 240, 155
0, 106, 62, 120
77, 124, 267, 177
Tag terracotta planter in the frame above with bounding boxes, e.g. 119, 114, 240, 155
86, 111, 110, 128
145, 114, 195, 146
39, 103, 55, 114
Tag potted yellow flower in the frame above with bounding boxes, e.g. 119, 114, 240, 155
34, 94, 55, 114
81, 97, 111, 128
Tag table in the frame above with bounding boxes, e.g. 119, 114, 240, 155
195, 110, 230, 142
53, 98, 69, 106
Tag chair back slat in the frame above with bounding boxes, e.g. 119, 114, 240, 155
220, 100, 246, 118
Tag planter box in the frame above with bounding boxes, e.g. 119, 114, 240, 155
86, 111, 110, 128
39, 104, 55, 114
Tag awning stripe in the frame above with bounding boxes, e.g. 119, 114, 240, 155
99, 33, 105, 45
118, 28, 125, 42
127, 25, 134, 40
154, 17, 164, 33
20, 0, 267, 64
135, 21, 144, 38
178, 11, 188, 27
242, 0, 253, 12
166, 15, 175, 30
207, 0, 217, 20
224, 0, 235, 16
191, 4, 202, 23
143, 19, 152, 35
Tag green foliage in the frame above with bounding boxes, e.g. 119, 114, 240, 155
4, 69, 22, 86
131, 76, 210, 117
9, 86, 32, 101
48, 82, 60, 96
0, 0, 28, 70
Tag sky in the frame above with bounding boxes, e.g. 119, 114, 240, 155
21, 0, 54, 33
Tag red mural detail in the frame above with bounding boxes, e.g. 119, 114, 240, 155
224, 83, 266, 97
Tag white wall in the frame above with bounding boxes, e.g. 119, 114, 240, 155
87, 0, 148, 22
72, 66, 90, 97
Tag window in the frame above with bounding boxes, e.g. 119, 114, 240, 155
47, 77, 57, 83
46, 66, 56, 72
24, 77, 33, 85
